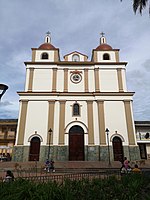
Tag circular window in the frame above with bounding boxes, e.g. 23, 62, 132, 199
70, 73, 82, 83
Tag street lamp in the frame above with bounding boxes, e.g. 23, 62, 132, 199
0, 84, 8, 101
47, 128, 52, 160
105, 128, 111, 166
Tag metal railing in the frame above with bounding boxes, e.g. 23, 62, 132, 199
13, 170, 120, 183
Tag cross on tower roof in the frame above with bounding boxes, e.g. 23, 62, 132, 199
46, 31, 51, 35
100, 32, 105, 37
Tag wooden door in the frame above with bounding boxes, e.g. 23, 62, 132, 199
69, 126, 84, 161
112, 136, 124, 162
29, 137, 40, 161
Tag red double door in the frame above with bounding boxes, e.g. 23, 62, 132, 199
29, 137, 40, 161
69, 126, 84, 161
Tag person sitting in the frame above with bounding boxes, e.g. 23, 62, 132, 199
120, 164, 127, 176
123, 157, 129, 170
44, 159, 50, 172
50, 159, 55, 172
127, 165, 132, 173
132, 164, 141, 173
3, 170, 14, 182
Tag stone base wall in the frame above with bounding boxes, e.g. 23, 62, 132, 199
12, 145, 140, 162
129, 146, 141, 161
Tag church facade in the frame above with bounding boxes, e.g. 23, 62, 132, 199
13, 33, 140, 162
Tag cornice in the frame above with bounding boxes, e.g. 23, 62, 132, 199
24, 61, 127, 66
17, 91, 134, 96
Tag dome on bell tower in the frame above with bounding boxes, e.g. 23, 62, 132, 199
38, 31, 56, 50
95, 32, 112, 51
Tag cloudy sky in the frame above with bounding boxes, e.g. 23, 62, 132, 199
0, 0, 150, 121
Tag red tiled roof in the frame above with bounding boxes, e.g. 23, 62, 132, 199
95, 43, 112, 51
38, 43, 56, 50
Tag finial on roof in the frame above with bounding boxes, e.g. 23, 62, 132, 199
46, 31, 51, 35
100, 32, 106, 44
100, 32, 105, 37
45, 31, 51, 43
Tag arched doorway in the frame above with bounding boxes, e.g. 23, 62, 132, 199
69, 125, 84, 161
112, 136, 124, 162
29, 137, 41, 161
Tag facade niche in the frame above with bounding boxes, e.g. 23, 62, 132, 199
73, 103, 80, 116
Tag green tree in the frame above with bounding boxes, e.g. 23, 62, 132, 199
121, 0, 149, 14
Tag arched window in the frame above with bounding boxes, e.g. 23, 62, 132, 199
103, 53, 110, 60
73, 103, 80, 116
72, 54, 80, 62
41, 52, 48, 59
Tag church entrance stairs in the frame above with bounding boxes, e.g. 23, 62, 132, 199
0, 160, 150, 179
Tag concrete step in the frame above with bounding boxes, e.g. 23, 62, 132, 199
0, 161, 122, 170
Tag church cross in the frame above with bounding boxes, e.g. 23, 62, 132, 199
100, 32, 105, 37
46, 31, 51, 35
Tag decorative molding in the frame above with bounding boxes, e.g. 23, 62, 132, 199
84, 68, 89, 92
94, 68, 100, 92
28, 68, 34, 91
124, 100, 135, 145
58, 101, 66, 145
52, 68, 57, 92
17, 101, 28, 145
110, 134, 125, 142
117, 68, 124, 92
87, 101, 94, 145
28, 133, 43, 142
97, 100, 106, 145
64, 120, 88, 134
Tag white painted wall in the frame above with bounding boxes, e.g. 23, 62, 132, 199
32, 69, 52, 91
88, 70, 95, 92
57, 69, 64, 92
104, 101, 129, 145
24, 101, 49, 145
100, 70, 118, 92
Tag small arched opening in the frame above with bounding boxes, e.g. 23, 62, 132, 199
41, 52, 49, 59
72, 54, 80, 62
103, 53, 110, 60
73, 103, 80, 116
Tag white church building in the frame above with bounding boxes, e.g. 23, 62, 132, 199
13, 33, 140, 162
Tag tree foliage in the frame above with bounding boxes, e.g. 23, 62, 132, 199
121, 0, 149, 14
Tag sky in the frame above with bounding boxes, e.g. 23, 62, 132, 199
0, 0, 150, 121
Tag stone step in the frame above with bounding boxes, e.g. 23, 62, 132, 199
0, 161, 121, 170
